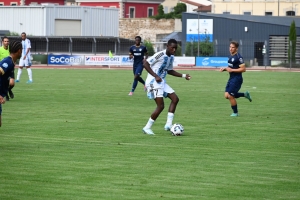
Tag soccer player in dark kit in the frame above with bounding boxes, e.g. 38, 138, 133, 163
0, 41, 22, 126
220, 41, 252, 117
128, 36, 148, 96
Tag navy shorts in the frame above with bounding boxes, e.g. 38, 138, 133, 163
133, 63, 144, 76
225, 78, 243, 96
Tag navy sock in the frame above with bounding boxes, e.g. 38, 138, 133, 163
231, 105, 238, 113
131, 79, 138, 92
138, 77, 145, 85
234, 93, 245, 98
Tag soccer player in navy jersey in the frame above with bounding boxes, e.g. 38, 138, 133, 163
220, 41, 252, 117
0, 41, 22, 126
128, 36, 148, 96
0, 37, 15, 101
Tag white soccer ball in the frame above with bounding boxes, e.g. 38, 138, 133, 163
170, 123, 184, 136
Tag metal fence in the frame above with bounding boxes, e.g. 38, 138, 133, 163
4, 36, 134, 55
2, 36, 299, 67
184, 38, 300, 67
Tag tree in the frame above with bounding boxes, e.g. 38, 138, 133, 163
158, 4, 164, 16
151, 3, 186, 20
144, 40, 155, 56
175, 44, 182, 56
173, 3, 186, 19
184, 35, 213, 56
288, 20, 297, 63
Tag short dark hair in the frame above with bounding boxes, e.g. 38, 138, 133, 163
9, 40, 22, 54
167, 39, 177, 45
230, 41, 239, 48
2, 36, 8, 41
21, 32, 26, 36
135, 36, 141, 41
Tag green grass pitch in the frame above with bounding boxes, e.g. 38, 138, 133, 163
0, 69, 299, 199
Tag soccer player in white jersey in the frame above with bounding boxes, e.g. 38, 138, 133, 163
142, 39, 191, 135
16, 32, 33, 83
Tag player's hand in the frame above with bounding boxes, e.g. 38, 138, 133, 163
23, 56, 26, 60
220, 68, 226, 72
0, 96, 5, 104
185, 74, 191, 80
155, 76, 162, 83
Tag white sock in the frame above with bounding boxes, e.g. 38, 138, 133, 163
27, 68, 33, 81
17, 68, 22, 80
144, 118, 155, 129
166, 112, 174, 126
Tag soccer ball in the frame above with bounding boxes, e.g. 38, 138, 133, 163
170, 123, 184, 136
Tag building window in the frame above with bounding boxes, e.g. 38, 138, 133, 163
223, 12, 230, 14
0, 3, 3, 6
129, 7, 135, 18
148, 7, 153, 17
286, 11, 295, 16
164, 6, 168, 13
10, 2, 17, 5
244, 12, 251, 15
265, 12, 272, 16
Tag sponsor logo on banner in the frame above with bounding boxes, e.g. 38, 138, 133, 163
196, 57, 228, 67
120, 56, 134, 66
85, 56, 121, 65
173, 57, 195, 66
48, 55, 84, 65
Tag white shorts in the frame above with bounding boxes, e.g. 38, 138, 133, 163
19, 57, 31, 67
146, 80, 174, 100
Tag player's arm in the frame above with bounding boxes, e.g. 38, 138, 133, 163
144, 47, 148, 60
24, 48, 31, 59
168, 70, 191, 80
226, 63, 246, 73
129, 47, 134, 59
129, 52, 133, 59
24, 40, 31, 59
143, 59, 162, 83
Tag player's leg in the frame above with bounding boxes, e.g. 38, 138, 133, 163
143, 84, 165, 135
25, 59, 33, 83
164, 84, 178, 130
8, 75, 15, 99
16, 59, 24, 82
244, 91, 252, 102
136, 64, 146, 91
129, 65, 137, 95
129, 64, 144, 95
225, 81, 241, 116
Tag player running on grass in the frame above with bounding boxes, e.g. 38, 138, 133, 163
0, 41, 22, 126
142, 39, 191, 135
220, 41, 252, 117
128, 36, 148, 96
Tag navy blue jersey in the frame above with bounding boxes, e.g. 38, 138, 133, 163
129, 45, 147, 65
228, 53, 244, 79
0, 56, 15, 97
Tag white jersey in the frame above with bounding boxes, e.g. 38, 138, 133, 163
19, 38, 32, 67
145, 50, 174, 85
21, 38, 31, 58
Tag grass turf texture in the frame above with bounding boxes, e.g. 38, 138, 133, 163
0, 69, 299, 199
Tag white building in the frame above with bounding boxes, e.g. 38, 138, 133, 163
0, 5, 119, 36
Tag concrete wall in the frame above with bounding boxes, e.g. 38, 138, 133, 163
119, 18, 175, 42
